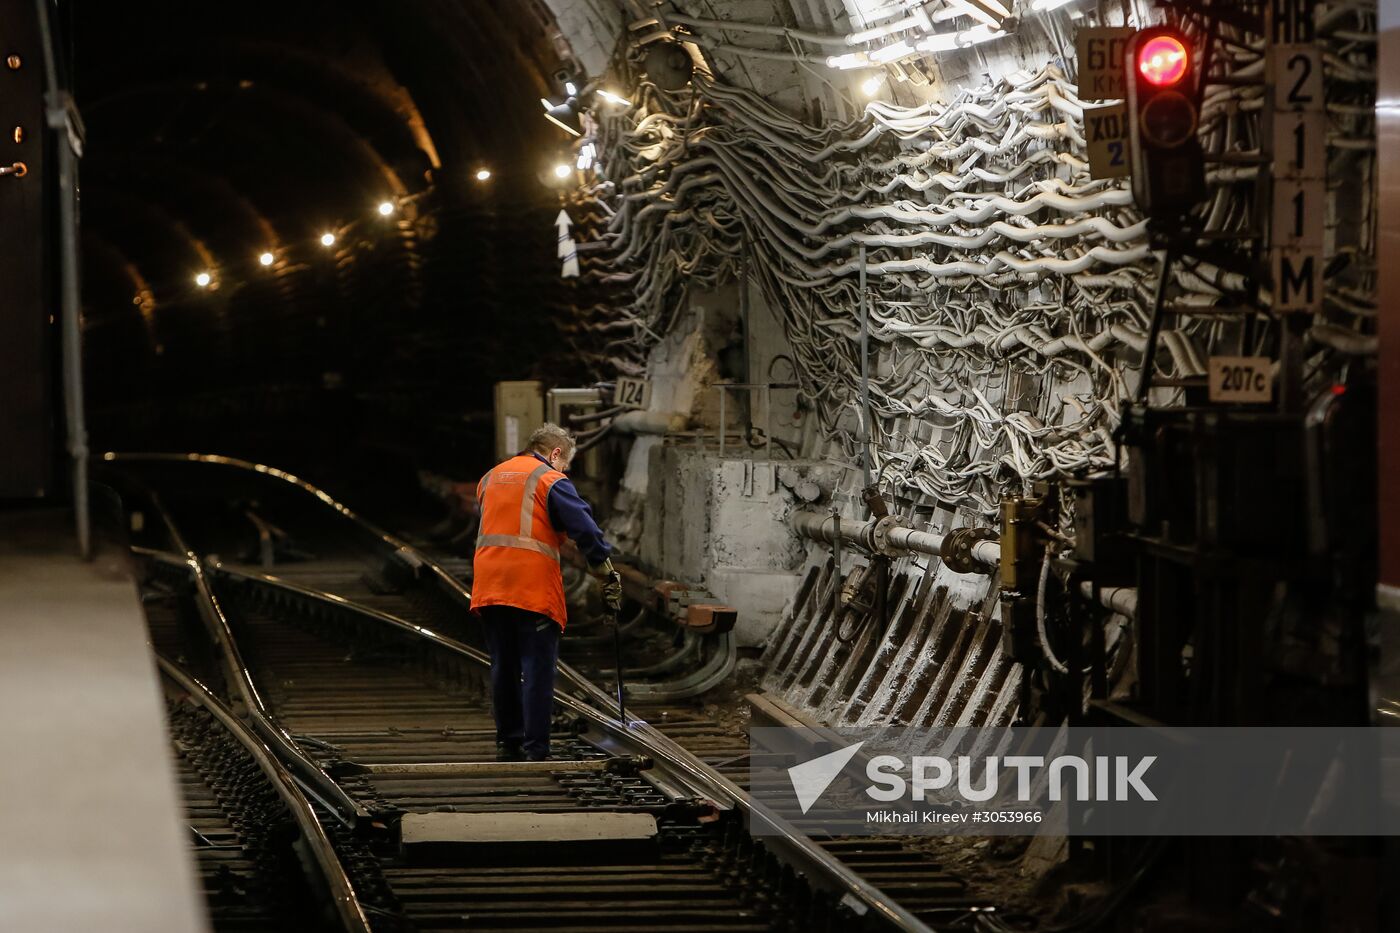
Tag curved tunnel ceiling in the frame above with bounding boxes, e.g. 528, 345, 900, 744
77, 0, 588, 467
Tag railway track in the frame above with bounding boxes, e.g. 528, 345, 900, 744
156, 649, 369, 931
115, 452, 994, 931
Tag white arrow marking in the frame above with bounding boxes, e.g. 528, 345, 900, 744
557, 210, 575, 258
787, 741, 865, 814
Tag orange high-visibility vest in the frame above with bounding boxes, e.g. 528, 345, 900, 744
471, 454, 569, 628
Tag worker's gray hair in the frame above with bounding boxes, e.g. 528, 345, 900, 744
526, 422, 575, 458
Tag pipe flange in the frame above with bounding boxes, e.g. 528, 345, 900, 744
940, 527, 998, 574
870, 515, 900, 556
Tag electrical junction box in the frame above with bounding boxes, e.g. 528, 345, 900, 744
494, 381, 543, 461
547, 387, 603, 477
546, 387, 602, 425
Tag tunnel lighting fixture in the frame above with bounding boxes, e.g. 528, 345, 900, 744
564, 80, 578, 96
378, 200, 395, 216
597, 89, 631, 106
576, 143, 596, 171
258, 251, 275, 266
828, 24, 1012, 67
916, 34, 959, 53
869, 41, 913, 64
827, 51, 869, 70
320, 232, 337, 247
553, 163, 572, 179
861, 75, 883, 98
915, 25, 1006, 53
475, 168, 492, 181
1030, 0, 1078, 10
959, 25, 1007, 45
541, 97, 583, 137
945, 0, 1011, 28
831, 19, 1013, 69
194, 271, 212, 288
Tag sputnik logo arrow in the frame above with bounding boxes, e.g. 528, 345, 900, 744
788, 741, 864, 814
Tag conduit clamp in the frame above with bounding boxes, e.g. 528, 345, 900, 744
940, 526, 999, 574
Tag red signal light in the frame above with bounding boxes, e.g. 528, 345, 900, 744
1137, 35, 1189, 86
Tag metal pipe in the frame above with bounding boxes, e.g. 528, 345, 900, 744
830, 508, 842, 621
718, 388, 726, 456
1078, 581, 1138, 618
763, 384, 772, 459
859, 245, 872, 487
885, 525, 951, 555
663, 10, 932, 48
790, 511, 1001, 569
610, 409, 686, 435
567, 404, 629, 425
35, 0, 89, 557
793, 513, 1133, 609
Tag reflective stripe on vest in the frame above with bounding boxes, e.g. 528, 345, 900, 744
475, 462, 559, 561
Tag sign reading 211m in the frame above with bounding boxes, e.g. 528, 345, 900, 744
1267, 0, 1324, 313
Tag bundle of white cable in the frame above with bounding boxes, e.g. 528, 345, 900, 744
565, 7, 1374, 517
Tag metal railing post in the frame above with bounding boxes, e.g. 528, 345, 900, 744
36, 0, 89, 557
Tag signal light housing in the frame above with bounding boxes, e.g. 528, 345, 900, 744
1137, 35, 1189, 86
1124, 26, 1206, 225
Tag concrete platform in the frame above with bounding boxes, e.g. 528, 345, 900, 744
0, 509, 207, 932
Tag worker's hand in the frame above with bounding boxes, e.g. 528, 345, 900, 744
601, 571, 623, 616
588, 558, 624, 615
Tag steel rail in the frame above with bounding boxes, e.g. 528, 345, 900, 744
121, 480, 372, 829
203, 558, 740, 810
103, 451, 714, 717
202, 559, 933, 932
107, 451, 937, 933
157, 654, 373, 933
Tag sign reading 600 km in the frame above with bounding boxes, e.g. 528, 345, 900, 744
1076, 27, 1134, 101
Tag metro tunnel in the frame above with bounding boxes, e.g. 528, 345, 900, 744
0, 0, 1392, 931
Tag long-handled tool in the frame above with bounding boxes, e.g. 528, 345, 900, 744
607, 570, 626, 725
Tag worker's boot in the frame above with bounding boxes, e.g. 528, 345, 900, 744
496, 741, 524, 762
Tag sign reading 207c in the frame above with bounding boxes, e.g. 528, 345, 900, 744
1208, 356, 1273, 404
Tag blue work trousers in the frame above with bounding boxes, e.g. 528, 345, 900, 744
479, 606, 561, 758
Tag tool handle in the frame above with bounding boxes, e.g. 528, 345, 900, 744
612, 621, 627, 726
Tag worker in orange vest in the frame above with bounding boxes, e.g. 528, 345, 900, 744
472, 422, 622, 761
